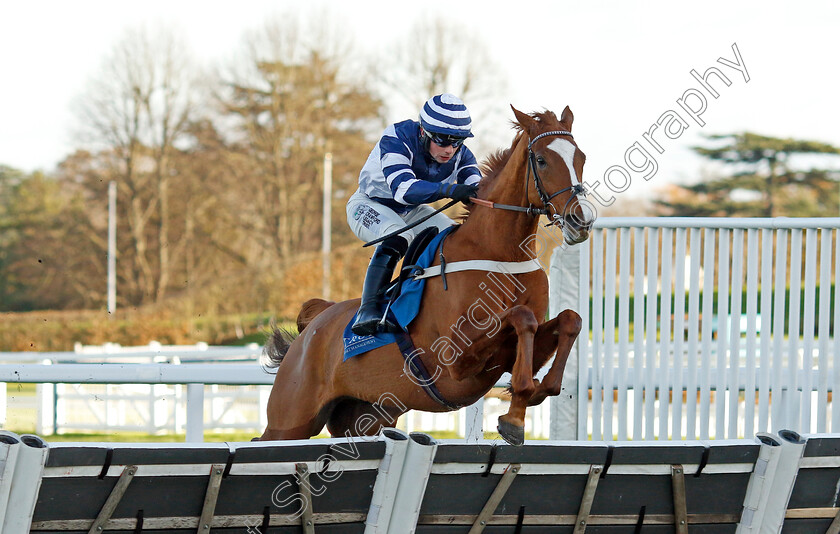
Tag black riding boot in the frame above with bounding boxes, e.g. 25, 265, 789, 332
351, 237, 408, 336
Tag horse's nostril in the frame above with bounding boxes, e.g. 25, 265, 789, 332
569, 213, 595, 228
564, 215, 591, 230
567, 202, 597, 227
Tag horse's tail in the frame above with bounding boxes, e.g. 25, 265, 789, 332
263, 326, 298, 369
262, 298, 336, 370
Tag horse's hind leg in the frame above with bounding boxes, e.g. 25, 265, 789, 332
496, 305, 539, 446
326, 398, 403, 438
260, 396, 332, 440
527, 309, 582, 407
260, 359, 333, 441
260, 300, 360, 441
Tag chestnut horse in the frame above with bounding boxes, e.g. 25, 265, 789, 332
260, 105, 593, 445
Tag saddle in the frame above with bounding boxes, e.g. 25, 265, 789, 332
342, 226, 445, 360
342, 225, 461, 409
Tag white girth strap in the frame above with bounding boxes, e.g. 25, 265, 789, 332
410, 258, 543, 280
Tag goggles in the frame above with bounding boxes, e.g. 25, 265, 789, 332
426, 131, 467, 148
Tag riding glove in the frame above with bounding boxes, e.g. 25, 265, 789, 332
440, 183, 479, 204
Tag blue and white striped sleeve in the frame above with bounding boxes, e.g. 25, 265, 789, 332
457, 149, 482, 186
380, 135, 442, 205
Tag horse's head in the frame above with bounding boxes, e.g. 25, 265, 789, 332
511, 106, 596, 245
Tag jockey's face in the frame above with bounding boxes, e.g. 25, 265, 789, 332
428, 138, 458, 164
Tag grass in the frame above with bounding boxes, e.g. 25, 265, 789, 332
6, 383, 36, 394
1, 429, 530, 443
0, 425, 528, 444
233, 331, 270, 345
21, 431, 262, 443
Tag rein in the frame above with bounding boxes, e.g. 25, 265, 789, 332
475, 130, 585, 224
363, 199, 459, 247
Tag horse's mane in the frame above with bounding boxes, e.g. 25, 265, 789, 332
478, 144, 516, 188
463, 110, 562, 219
478, 110, 562, 189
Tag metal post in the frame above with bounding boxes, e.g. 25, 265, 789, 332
322, 153, 333, 300
365, 429, 410, 534
549, 243, 581, 440
1, 434, 48, 534
0, 432, 21, 529
386, 433, 437, 533
464, 398, 484, 442
736, 431, 806, 533
186, 384, 204, 442
35, 360, 55, 436
0, 383, 5, 428
107, 181, 117, 316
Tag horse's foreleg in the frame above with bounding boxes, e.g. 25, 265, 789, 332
496, 305, 539, 446
527, 309, 582, 407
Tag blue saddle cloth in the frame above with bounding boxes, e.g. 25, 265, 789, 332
342, 227, 455, 361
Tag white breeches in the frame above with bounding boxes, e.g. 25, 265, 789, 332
346, 190, 454, 245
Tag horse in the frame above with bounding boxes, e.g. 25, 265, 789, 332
259, 105, 594, 445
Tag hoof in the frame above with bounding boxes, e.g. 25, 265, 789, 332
497, 419, 525, 446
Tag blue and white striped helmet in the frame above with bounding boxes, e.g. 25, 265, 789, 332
419, 93, 474, 138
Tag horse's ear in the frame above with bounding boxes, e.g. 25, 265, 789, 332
560, 106, 574, 130
511, 105, 536, 133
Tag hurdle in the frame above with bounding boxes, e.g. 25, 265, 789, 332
0, 430, 49, 533
780, 432, 840, 533
1, 429, 838, 533
415, 437, 760, 531
27, 435, 387, 533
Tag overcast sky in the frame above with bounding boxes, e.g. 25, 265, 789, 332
2, 0, 839, 205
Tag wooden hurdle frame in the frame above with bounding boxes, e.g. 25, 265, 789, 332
1, 428, 837, 533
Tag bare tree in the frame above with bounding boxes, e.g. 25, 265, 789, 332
214, 12, 381, 271
372, 17, 511, 155
74, 25, 197, 305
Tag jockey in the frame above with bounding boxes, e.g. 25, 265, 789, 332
346, 93, 482, 336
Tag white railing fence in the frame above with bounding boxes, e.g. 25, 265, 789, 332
46, 382, 268, 435
2, 362, 276, 441
1, 358, 550, 441
0, 343, 265, 438
1, 218, 837, 442
549, 217, 838, 441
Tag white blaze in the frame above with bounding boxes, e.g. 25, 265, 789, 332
547, 138, 579, 186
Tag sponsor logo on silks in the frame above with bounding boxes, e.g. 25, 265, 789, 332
353, 205, 366, 221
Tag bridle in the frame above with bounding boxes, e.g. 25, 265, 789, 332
473, 130, 586, 227
363, 130, 588, 248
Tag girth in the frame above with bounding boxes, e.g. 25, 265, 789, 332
395, 331, 463, 411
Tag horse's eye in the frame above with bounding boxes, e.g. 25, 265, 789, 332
536, 155, 547, 168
